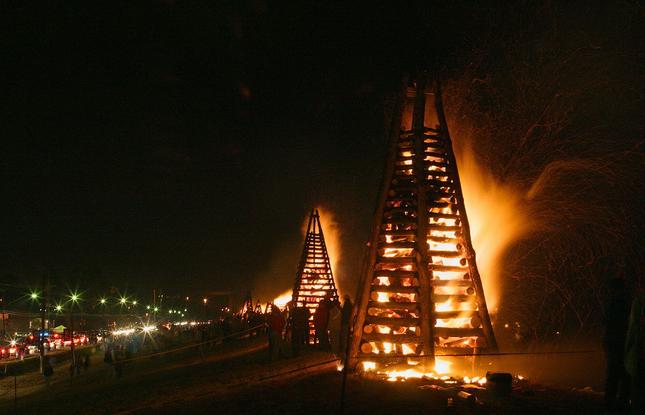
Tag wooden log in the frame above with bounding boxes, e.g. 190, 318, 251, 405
431, 279, 472, 287
370, 286, 419, 294
372, 270, 418, 277
379, 229, 417, 236
434, 347, 475, 355
428, 250, 462, 257
429, 264, 468, 272
427, 236, 459, 243
427, 201, 452, 209
424, 151, 448, 158
381, 217, 417, 225
433, 327, 483, 337
425, 191, 454, 199
400, 126, 441, 135
376, 257, 416, 264
432, 294, 475, 303
365, 316, 419, 326
433, 310, 478, 318
424, 160, 451, 169
427, 212, 460, 219
367, 301, 420, 310
427, 225, 461, 232
378, 241, 416, 249
384, 206, 418, 214
361, 333, 420, 343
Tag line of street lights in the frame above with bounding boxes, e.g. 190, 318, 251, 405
25, 290, 194, 316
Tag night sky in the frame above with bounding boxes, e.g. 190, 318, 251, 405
2, 2, 642, 308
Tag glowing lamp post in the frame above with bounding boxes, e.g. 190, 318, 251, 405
29, 290, 44, 373
68, 292, 81, 373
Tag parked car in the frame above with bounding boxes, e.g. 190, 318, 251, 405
0, 340, 21, 359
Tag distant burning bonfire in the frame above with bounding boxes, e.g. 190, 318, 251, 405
349, 74, 497, 376
291, 209, 340, 341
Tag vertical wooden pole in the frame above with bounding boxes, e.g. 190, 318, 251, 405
412, 74, 435, 366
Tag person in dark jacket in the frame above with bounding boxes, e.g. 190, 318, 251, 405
290, 303, 311, 357
83, 354, 90, 372
268, 305, 286, 361
604, 277, 630, 412
43, 358, 54, 386
625, 290, 644, 415
314, 298, 331, 350
340, 295, 354, 359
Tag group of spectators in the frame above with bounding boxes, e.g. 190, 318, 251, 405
267, 294, 353, 362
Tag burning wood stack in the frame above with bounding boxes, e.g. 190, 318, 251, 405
291, 209, 340, 341
349, 74, 497, 372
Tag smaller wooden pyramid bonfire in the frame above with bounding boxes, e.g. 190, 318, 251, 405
291, 209, 340, 342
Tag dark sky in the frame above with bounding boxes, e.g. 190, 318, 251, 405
2, 1, 438, 299
2, 1, 640, 305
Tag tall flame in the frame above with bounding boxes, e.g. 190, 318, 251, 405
453, 143, 533, 313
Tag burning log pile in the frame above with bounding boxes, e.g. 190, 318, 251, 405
350, 74, 497, 375
291, 209, 339, 341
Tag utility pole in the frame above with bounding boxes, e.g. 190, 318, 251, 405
69, 302, 76, 372
39, 272, 46, 374
1, 296, 5, 338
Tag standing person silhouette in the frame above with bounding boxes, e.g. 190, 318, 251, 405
604, 277, 630, 412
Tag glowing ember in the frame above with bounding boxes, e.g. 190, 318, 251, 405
434, 358, 452, 375
376, 292, 389, 303
362, 361, 376, 371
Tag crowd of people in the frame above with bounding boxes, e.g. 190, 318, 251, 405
267, 295, 353, 362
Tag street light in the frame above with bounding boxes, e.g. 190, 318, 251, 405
30, 291, 40, 300
99, 298, 107, 305
120, 297, 128, 305
55, 304, 63, 312
132, 300, 138, 306
67, 291, 81, 372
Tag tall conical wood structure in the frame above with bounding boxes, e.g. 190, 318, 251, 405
349, 74, 497, 370
292, 209, 339, 340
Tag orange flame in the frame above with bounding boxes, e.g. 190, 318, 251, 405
273, 290, 291, 310
454, 143, 532, 313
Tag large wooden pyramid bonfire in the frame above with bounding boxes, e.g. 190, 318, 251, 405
349, 75, 497, 370
292, 209, 340, 340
